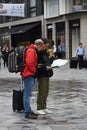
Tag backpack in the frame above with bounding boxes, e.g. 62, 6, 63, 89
8, 46, 26, 73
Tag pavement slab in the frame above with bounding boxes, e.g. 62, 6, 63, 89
0, 64, 87, 129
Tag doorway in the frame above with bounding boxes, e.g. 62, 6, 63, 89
69, 19, 80, 57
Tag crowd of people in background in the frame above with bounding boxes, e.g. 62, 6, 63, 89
0, 38, 66, 69
0, 38, 86, 71
47, 38, 66, 64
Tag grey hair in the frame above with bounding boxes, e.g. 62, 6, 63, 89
34, 39, 43, 46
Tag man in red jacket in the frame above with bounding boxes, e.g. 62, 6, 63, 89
21, 39, 43, 119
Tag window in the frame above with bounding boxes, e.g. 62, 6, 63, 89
83, 0, 87, 9
47, 0, 59, 18
30, 0, 36, 17
72, 0, 87, 11
72, 0, 83, 11
72, 0, 82, 5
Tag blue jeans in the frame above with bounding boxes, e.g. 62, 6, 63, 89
22, 76, 35, 116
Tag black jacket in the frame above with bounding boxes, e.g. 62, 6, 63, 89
37, 50, 51, 78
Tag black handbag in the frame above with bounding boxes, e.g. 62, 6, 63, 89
47, 69, 53, 77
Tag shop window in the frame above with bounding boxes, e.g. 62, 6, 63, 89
56, 22, 65, 59
69, 19, 80, 57
56, 22, 65, 45
47, 24, 53, 41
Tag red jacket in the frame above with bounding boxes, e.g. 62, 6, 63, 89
21, 44, 38, 77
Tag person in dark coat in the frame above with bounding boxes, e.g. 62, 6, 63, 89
36, 38, 53, 115
2, 47, 9, 67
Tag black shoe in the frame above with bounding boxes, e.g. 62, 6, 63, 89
25, 112, 38, 119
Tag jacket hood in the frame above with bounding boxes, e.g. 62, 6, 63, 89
29, 44, 36, 50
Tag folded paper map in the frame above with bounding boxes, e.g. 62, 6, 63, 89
51, 59, 68, 68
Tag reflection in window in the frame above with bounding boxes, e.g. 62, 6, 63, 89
30, 0, 36, 17
72, 0, 87, 10
30, 0, 36, 7
72, 0, 82, 11
47, 0, 59, 18
72, 0, 82, 5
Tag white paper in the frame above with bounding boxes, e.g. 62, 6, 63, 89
51, 59, 68, 68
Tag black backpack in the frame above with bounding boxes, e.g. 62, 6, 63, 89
8, 46, 26, 73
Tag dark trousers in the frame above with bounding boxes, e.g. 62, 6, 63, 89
78, 55, 83, 69
37, 77, 49, 110
4, 60, 8, 67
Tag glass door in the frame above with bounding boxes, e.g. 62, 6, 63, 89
69, 19, 80, 57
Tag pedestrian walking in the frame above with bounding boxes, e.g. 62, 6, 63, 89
2, 47, 9, 67
21, 40, 43, 119
76, 43, 85, 69
36, 38, 53, 115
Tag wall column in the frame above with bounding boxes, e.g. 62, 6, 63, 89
65, 20, 69, 59
53, 22, 56, 44
80, 14, 87, 56
41, 18, 46, 38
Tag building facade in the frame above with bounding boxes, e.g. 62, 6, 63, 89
44, 0, 87, 58
0, 0, 44, 48
0, 0, 87, 58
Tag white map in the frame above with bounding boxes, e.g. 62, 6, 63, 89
51, 59, 68, 68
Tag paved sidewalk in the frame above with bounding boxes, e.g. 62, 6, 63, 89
0, 62, 87, 80
0, 66, 20, 79
0, 64, 87, 130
